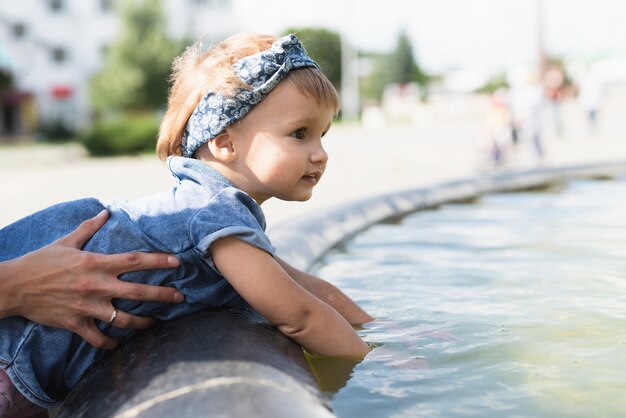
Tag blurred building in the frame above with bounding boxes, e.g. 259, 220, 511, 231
1, 40, 34, 137
0, 0, 237, 138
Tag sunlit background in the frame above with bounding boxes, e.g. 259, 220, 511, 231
1, 0, 626, 226
3, 3, 626, 416
2, 0, 625, 135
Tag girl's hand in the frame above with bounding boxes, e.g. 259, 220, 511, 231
211, 237, 371, 359
0, 210, 184, 350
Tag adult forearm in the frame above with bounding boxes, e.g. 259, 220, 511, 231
0, 258, 21, 318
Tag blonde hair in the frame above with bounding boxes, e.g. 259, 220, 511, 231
156, 33, 340, 161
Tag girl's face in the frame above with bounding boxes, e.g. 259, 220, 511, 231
229, 81, 335, 204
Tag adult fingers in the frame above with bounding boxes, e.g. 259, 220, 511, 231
110, 310, 155, 330
71, 320, 119, 350
111, 280, 184, 304
103, 252, 180, 275
59, 210, 110, 249
82, 303, 155, 333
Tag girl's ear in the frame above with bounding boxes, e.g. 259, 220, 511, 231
208, 131, 237, 162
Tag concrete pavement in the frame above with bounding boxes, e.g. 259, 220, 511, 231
1, 91, 625, 231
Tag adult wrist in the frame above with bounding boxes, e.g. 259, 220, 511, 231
0, 258, 22, 318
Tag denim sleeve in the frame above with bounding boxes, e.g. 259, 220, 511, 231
189, 187, 275, 274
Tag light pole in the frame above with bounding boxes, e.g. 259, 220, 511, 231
536, 0, 546, 76
340, 34, 360, 121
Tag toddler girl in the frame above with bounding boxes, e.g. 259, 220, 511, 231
0, 33, 372, 417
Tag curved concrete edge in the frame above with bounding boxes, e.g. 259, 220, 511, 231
271, 159, 626, 271
57, 309, 333, 418
56, 159, 626, 418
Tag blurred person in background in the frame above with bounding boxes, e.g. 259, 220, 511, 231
506, 67, 545, 163
575, 66, 604, 134
543, 66, 565, 138
482, 87, 514, 168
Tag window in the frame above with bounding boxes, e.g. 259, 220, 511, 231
51, 47, 67, 64
13, 23, 26, 39
49, 0, 64, 12
101, 0, 114, 12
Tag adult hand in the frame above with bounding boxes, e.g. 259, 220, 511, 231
0, 210, 184, 349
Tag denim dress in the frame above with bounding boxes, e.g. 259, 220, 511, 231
0, 156, 275, 408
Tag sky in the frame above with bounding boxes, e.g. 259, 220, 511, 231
232, 0, 626, 75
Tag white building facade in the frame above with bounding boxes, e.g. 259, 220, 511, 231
0, 0, 239, 136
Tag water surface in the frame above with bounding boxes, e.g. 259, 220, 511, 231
313, 177, 626, 418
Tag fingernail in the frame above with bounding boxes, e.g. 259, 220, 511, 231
96, 209, 108, 218
174, 291, 185, 302
167, 255, 180, 266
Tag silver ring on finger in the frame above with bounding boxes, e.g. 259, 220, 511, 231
107, 308, 118, 325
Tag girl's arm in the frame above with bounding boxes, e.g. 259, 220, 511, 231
276, 256, 374, 326
211, 237, 371, 359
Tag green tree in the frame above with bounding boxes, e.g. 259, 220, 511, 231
89, 0, 186, 113
361, 30, 428, 102
283, 28, 342, 90
359, 52, 392, 102
0, 71, 12, 92
474, 72, 509, 94
0, 43, 13, 92
388, 30, 427, 86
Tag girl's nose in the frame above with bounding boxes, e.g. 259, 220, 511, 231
311, 141, 328, 165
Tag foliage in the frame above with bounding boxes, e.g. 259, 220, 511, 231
360, 30, 428, 102
0, 70, 12, 92
38, 120, 76, 143
79, 113, 160, 156
474, 73, 509, 94
283, 27, 342, 90
89, 0, 186, 113
359, 52, 393, 103
388, 31, 427, 86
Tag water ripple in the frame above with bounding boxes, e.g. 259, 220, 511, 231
314, 178, 626, 418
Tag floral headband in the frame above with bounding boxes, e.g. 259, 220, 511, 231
181, 34, 321, 158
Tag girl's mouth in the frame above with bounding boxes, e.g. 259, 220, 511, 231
302, 173, 318, 185
302, 171, 321, 185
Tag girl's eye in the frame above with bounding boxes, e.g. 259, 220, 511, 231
291, 128, 306, 140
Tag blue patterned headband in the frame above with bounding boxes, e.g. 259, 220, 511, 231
181, 34, 321, 157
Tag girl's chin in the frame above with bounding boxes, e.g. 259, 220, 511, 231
280, 192, 313, 202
